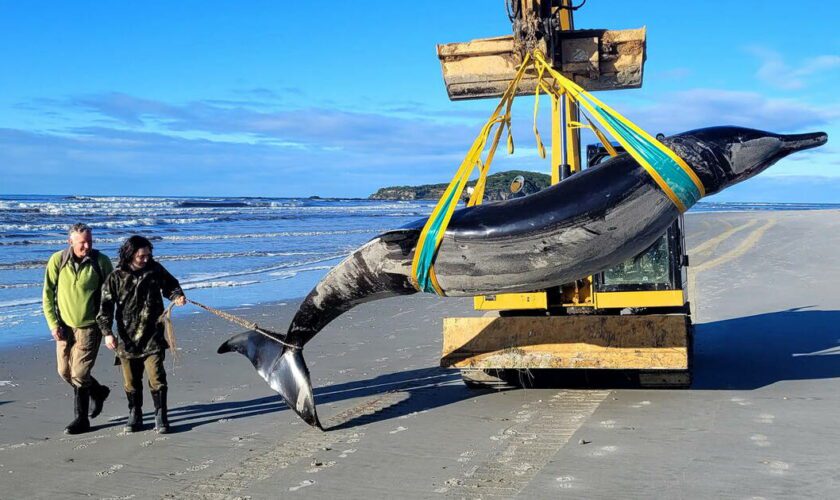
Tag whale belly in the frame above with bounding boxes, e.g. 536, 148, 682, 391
433, 182, 678, 296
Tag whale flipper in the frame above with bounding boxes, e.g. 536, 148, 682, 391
219, 332, 322, 429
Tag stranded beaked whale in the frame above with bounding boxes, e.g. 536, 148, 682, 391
219, 126, 827, 428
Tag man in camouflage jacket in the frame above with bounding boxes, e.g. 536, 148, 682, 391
97, 236, 185, 433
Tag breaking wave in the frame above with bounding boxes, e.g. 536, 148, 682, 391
0, 298, 42, 308
0, 250, 332, 270
0, 217, 224, 233
0, 229, 384, 247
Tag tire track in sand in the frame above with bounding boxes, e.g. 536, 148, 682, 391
687, 218, 776, 319
161, 390, 415, 499
690, 218, 776, 275
687, 219, 758, 256
440, 390, 609, 498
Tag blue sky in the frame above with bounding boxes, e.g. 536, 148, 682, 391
1, 1, 838, 201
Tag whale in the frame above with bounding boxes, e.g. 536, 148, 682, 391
218, 126, 827, 428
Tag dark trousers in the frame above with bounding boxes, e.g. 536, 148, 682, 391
120, 353, 167, 393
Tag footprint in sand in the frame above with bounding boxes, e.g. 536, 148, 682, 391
97, 464, 124, 477
307, 460, 336, 473
755, 413, 775, 424
556, 475, 576, 489
463, 465, 479, 478
592, 445, 618, 457
750, 434, 771, 447
346, 432, 364, 444
141, 437, 169, 447
231, 433, 258, 443
74, 440, 97, 450
512, 462, 534, 476
0, 442, 37, 451
761, 460, 790, 475
169, 460, 214, 476
490, 432, 513, 442
289, 479, 315, 492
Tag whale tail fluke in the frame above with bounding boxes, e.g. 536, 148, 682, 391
218, 332, 322, 430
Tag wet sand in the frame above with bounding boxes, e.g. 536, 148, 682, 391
1, 210, 839, 499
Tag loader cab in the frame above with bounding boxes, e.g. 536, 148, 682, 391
586, 143, 689, 313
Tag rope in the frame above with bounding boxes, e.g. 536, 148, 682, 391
160, 302, 180, 363
185, 299, 296, 348
157, 298, 297, 352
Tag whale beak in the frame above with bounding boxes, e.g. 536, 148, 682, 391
782, 131, 828, 153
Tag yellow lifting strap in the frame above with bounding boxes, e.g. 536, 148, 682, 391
531, 51, 705, 210
410, 54, 532, 295
411, 50, 706, 295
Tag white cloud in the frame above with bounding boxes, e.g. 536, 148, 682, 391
745, 46, 840, 90
610, 88, 839, 135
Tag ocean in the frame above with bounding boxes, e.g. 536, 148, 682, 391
2, 194, 839, 348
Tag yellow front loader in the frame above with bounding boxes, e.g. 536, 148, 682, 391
437, 0, 692, 389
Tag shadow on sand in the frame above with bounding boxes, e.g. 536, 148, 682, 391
149, 366, 473, 432
692, 308, 840, 390
98, 309, 840, 432
474, 308, 840, 392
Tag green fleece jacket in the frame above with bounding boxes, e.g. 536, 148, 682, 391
42, 249, 114, 330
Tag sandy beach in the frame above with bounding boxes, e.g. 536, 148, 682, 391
1, 209, 839, 499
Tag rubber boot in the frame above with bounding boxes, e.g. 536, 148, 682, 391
89, 381, 110, 419
64, 387, 91, 435
124, 391, 143, 433
151, 387, 170, 434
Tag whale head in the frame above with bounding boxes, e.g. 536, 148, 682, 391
665, 126, 828, 196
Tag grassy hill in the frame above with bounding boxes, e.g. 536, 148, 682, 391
369, 170, 551, 201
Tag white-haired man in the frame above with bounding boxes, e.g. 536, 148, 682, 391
43, 223, 114, 434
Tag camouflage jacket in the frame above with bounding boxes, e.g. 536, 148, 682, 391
97, 261, 184, 359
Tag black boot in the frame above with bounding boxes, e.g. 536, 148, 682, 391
89, 381, 110, 419
151, 387, 170, 434
124, 391, 143, 433
64, 387, 91, 435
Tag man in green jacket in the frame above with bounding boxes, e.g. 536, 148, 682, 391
42, 223, 114, 434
